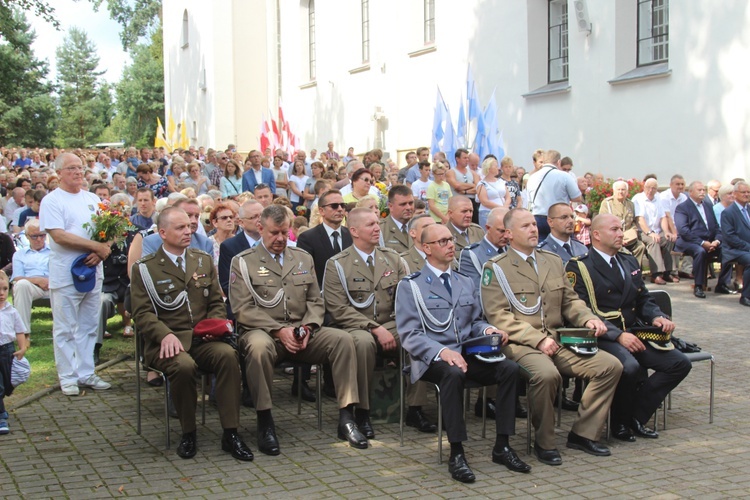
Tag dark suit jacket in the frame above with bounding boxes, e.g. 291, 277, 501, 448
241, 167, 276, 194
721, 203, 750, 263
674, 198, 719, 251
218, 231, 255, 320
296, 223, 352, 287
566, 250, 663, 342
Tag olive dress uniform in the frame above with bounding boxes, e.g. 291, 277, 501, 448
378, 216, 413, 254
598, 196, 646, 265
448, 222, 485, 252
229, 244, 359, 412
323, 246, 427, 410
130, 247, 241, 435
480, 248, 622, 450
401, 246, 458, 275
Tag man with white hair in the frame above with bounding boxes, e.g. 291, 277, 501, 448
11, 219, 50, 333
633, 178, 677, 285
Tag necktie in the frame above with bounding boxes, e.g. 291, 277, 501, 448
332, 231, 341, 253
274, 253, 282, 267
175, 256, 184, 273
366, 255, 374, 271
743, 206, 750, 224
440, 272, 452, 297
526, 256, 537, 274
562, 243, 572, 257
609, 256, 624, 285
461, 232, 469, 245
401, 224, 408, 236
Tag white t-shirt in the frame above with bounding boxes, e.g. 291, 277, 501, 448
39, 188, 103, 289
411, 179, 430, 203
632, 192, 666, 233
525, 165, 581, 215
0, 302, 25, 344
289, 175, 309, 203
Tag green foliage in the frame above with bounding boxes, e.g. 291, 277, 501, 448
0, 0, 59, 40
0, 9, 57, 146
92, 0, 162, 51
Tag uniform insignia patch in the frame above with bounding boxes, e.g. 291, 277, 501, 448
482, 268, 492, 286
566, 271, 576, 287
156, 279, 172, 285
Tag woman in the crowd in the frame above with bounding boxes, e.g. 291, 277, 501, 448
136, 162, 171, 199
342, 168, 374, 204
220, 159, 243, 199
183, 161, 209, 195
287, 160, 309, 211
476, 157, 511, 227
207, 202, 237, 267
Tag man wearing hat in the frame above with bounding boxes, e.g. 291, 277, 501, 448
565, 214, 691, 442
130, 206, 253, 461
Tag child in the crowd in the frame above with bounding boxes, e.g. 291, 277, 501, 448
0, 270, 29, 435
573, 203, 592, 246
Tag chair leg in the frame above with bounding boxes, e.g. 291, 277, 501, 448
436, 385, 442, 465
556, 382, 563, 427
399, 351, 405, 447
481, 386, 487, 439
136, 357, 142, 436
201, 375, 206, 426
663, 392, 669, 430
526, 382, 532, 456
296, 366, 303, 416
709, 357, 715, 424
316, 365, 323, 431
164, 379, 171, 449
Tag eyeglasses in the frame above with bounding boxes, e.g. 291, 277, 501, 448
63, 166, 84, 171
215, 215, 234, 221
28, 234, 46, 239
549, 215, 575, 220
360, 178, 373, 183
219, 157, 228, 161
322, 202, 346, 210
424, 237, 455, 247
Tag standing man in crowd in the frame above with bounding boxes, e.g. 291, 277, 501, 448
446, 149, 480, 223
525, 150, 582, 240
130, 188, 157, 230
242, 150, 276, 194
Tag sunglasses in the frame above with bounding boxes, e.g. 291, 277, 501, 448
322, 202, 346, 210
215, 215, 234, 221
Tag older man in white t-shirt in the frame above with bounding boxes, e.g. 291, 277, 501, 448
633, 178, 677, 285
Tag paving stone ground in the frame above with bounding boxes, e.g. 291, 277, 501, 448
1, 280, 748, 499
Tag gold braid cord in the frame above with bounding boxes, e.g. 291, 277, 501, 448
576, 260, 625, 330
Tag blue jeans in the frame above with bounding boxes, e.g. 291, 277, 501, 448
0, 341, 15, 415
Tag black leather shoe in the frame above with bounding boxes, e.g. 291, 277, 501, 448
515, 399, 528, 419
221, 431, 254, 461
338, 421, 368, 449
257, 424, 281, 455
474, 398, 496, 419
448, 453, 476, 483
291, 380, 316, 402
492, 446, 532, 473
405, 408, 437, 433
611, 423, 636, 442
740, 297, 750, 307
630, 418, 659, 439
555, 395, 579, 412
714, 284, 737, 295
176, 432, 197, 459
694, 285, 706, 298
566, 432, 611, 456
356, 414, 375, 439
533, 442, 562, 466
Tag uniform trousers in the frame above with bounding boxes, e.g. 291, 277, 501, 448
598, 340, 691, 425
420, 355, 519, 443
50, 282, 102, 386
679, 243, 731, 287
150, 340, 241, 434
349, 320, 428, 410
240, 326, 359, 412
509, 344, 622, 449
12, 279, 49, 333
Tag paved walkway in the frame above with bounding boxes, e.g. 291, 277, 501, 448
1, 281, 748, 499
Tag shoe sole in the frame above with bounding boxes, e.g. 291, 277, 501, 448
565, 442, 611, 456
492, 456, 531, 473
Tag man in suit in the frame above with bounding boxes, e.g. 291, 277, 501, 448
446, 195, 485, 252
229, 205, 367, 453
538, 203, 588, 264
218, 200, 263, 311
704, 179, 721, 207
142, 199, 213, 256
721, 181, 750, 307
674, 181, 733, 298
297, 189, 352, 288
480, 209, 621, 466
396, 223, 530, 483
323, 208, 435, 437
130, 207, 253, 461
378, 185, 414, 253
241, 150, 276, 194
566, 214, 691, 441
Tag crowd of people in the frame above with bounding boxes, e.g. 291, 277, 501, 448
0, 142, 746, 483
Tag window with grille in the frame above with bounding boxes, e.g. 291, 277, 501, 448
548, 0, 568, 83
638, 0, 669, 66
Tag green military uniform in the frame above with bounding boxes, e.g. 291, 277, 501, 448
229, 244, 359, 411
323, 246, 427, 409
401, 246, 458, 275
448, 222, 485, 252
378, 216, 412, 254
598, 196, 646, 265
479, 248, 622, 450
130, 246, 241, 434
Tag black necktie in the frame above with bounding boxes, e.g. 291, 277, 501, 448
440, 273, 452, 297
366, 255, 374, 272
332, 231, 341, 253
609, 257, 623, 285
562, 243, 572, 256
176, 256, 184, 274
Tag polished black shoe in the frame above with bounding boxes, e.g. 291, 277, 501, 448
566, 432, 611, 456
221, 431, 254, 461
257, 425, 281, 455
555, 395, 579, 412
356, 414, 375, 439
611, 423, 636, 442
741, 297, 750, 307
338, 421, 368, 449
533, 442, 562, 466
630, 418, 659, 439
515, 399, 528, 419
176, 432, 197, 459
473, 397, 496, 419
448, 453, 476, 483
492, 446, 532, 473
291, 380, 316, 402
405, 408, 437, 433
714, 284, 737, 295
693, 285, 706, 298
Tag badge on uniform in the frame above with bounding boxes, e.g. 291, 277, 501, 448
88, 204, 95, 211
353, 278, 365, 282
482, 268, 492, 286
566, 271, 576, 287
156, 279, 172, 285
163, 295, 172, 303
258, 267, 270, 276
426, 275, 432, 284
382, 270, 394, 278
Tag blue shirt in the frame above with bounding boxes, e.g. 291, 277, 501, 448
11, 245, 50, 280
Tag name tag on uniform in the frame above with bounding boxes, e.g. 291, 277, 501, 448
156, 279, 172, 285
353, 278, 365, 282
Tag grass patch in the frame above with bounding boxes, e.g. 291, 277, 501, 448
7, 306, 133, 401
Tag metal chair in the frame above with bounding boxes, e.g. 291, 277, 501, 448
289, 362, 323, 431
649, 289, 715, 427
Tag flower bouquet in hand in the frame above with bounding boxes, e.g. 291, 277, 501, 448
83, 199, 137, 251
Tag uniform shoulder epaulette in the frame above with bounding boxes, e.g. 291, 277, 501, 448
136, 253, 156, 265
403, 271, 421, 280
329, 247, 352, 260
617, 247, 633, 256
537, 240, 549, 248
469, 223, 483, 231
488, 252, 508, 263
287, 245, 309, 255
569, 253, 587, 262
464, 242, 480, 251
236, 246, 258, 259
187, 248, 211, 257
379, 246, 399, 255
537, 248, 558, 257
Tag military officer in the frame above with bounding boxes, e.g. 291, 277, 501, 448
396, 223, 530, 483
480, 209, 622, 466
229, 205, 367, 453
565, 214, 691, 442
378, 185, 414, 253
401, 213, 458, 274
324, 208, 435, 438
538, 203, 588, 264
446, 195, 485, 252
130, 207, 253, 461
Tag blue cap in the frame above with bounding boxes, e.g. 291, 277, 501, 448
71, 254, 96, 293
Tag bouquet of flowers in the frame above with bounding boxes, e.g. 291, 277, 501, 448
83, 199, 137, 251
295, 205, 308, 218
378, 195, 389, 219
586, 177, 643, 215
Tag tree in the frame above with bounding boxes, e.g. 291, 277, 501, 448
55, 26, 109, 147
0, 0, 59, 39
92, 0, 161, 51
0, 8, 57, 146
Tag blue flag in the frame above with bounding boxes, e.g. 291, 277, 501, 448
457, 99, 466, 148
431, 88, 445, 156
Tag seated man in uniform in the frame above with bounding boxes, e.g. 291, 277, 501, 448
324, 208, 435, 437
566, 214, 691, 441
378, 185, 414, 253
480, 209, 622, 466
396, 223, 529, 483
130, 207, 253, 461
230, 205, 367, 454
538, 203, 588, 263
446, 195, 485, 252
